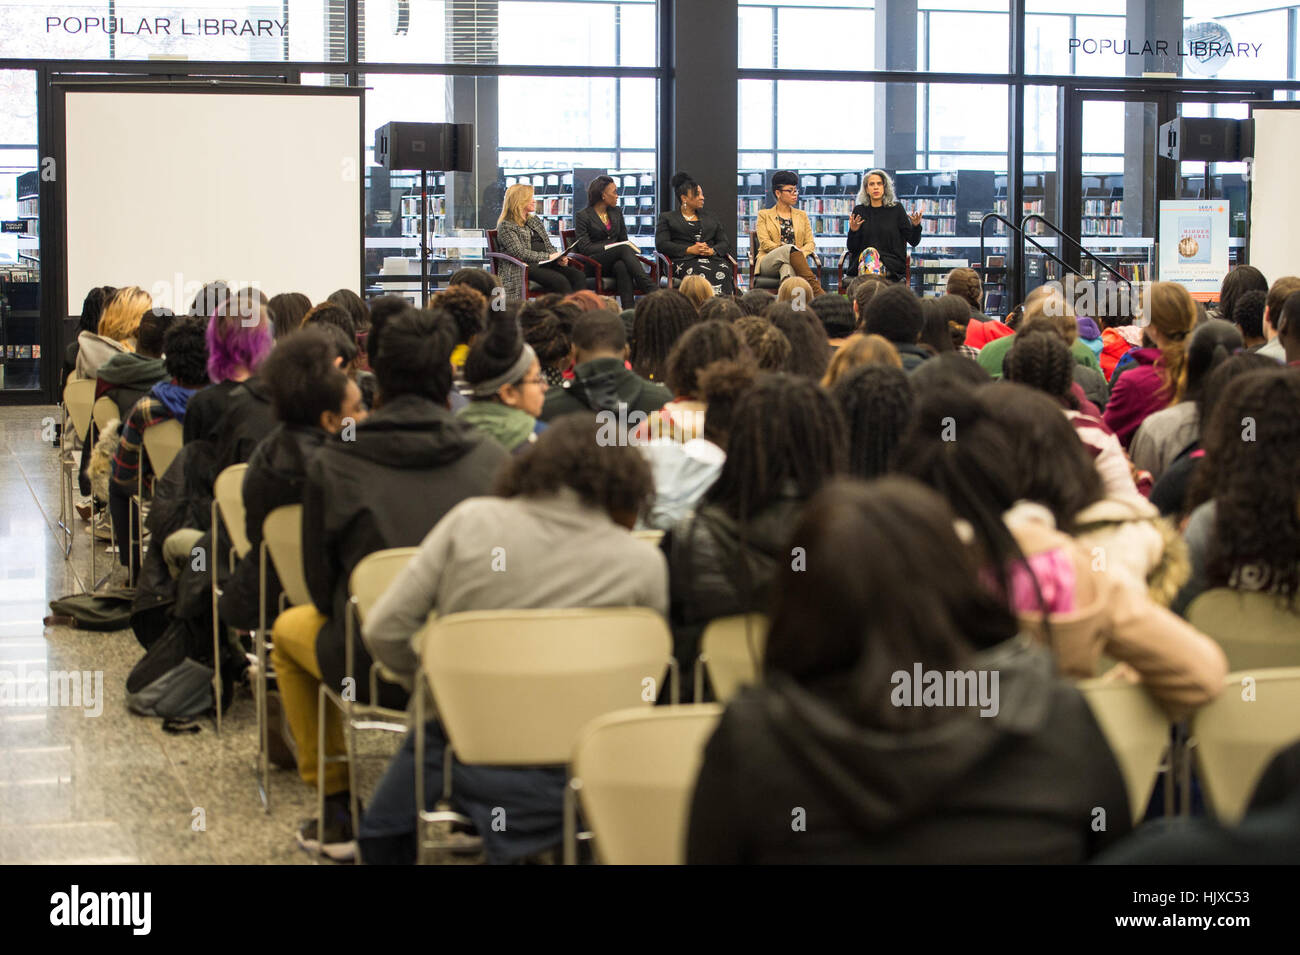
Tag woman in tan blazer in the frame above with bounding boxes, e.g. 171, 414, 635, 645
754, 170, 825, 296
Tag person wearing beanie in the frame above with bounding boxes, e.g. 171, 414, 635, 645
457, 308, 549, 453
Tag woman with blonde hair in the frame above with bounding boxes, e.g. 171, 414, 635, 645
1104, 281, 1197, 448
820, 333, 902, 387
678, 274, 714, 310
776, 276, 813, 307
76, 285, 153, 378
494, 182, 585, 302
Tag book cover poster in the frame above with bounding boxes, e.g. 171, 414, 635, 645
1159, 200, 1229, 298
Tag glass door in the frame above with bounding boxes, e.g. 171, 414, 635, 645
0, 69, 40, 394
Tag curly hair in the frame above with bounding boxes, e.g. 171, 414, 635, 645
433, 284, 488, 345
821, 333, 901, 388
631, 289, 698, 381
494, 413, 654, 519
1002, 329, 1078, 409
857, 169, 898, 207
698, 296, 743, 324
831, 363, 914, 479
704, 372, 847, 522
809, 292, 856, 339
373, 305, 457, 404
945, 267, 983, 311
1231, 289, 1268, 341
767, 302, 830, 379
738, 288, 775, 316
734, 316, 791, 371
563, 289, 608, 313
162, 317, 211, 388
664, 320, 747, 398
697, 359, 759, 447
1198, 369, 1300, 605
519, 297, 573, 371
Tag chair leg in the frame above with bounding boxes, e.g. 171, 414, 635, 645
316, 684, 328, 862
211, 500, 222, 736
563, 778, 580, 865
256, 542, 270, 812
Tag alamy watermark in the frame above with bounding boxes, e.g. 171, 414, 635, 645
890, 663, 1000, 718
0, 664, 104, 717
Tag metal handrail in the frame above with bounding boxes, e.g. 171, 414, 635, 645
1020, 213, 1134, 295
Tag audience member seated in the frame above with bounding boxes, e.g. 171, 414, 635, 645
448, 267, 502, 304
518, 296, 575, 387
767, 302, 831, 380
271, 305, 508, 860
664, 373, 846, 695
359, 416, 666, 864
678, 274, 715, 310
641, 320, 748, 443
698, 296, 743, 324
219, 327, 365, 635
896, 384, 1227, 717
738, 288, 775, 317
1250, 275, 1300, 363
820, 333, 901, 388
978, 288, 1105, 384
733, 316, 791, 371
1103, 282, 1196, 448
107, 318, 210, 577
861, 284, 929, 372
65, 284, 117, 393
831, 364, 913, 479
1173, 367, 1300, 616
185, 287, 274, 446
456, 307, 549, 453
641, 360, 757, 531
656, 171, 735, 295
1280, 288, 1300, 365
847, 274, 888, 330
809, 292, 856, 349
687, 478, 1133, 864
630, 289, 699, 383
495, 183, 586, 301
776, 276, 813, 307
432, 284, 489, 383
77, 286, 152, 379
268, 292, 312, 339
573, 175, 655, 309
753, 170, 825, 296
1212, 263, 1268, 326
539, 310, 670, 423
1129, 319, 1242, 482
945, 267, 986, 322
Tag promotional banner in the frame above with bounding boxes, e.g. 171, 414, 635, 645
1158, 199, 1229, 300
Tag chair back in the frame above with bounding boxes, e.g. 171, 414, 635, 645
1078, 679, 1171, 824
572, 705, 723, 865
63, 377, 96, 441
419, 608, 671, 765
700, 613, 768, 703
141, 419, 184, 479
213, 464, 252, 560
349, 547, 420, 623
1186, 589, 1300, 670
631, 529, 664, 546
486, 229, 500, 254
261, 505, 312, 607
92, 396, 119, 434
1192, 667, 1300, 824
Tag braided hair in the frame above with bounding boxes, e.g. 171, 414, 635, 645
831, 364, 914, 479
1002, 329, 1078, 409
631, 289, 697, 381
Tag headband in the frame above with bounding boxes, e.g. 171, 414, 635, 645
461, 342, 537, 398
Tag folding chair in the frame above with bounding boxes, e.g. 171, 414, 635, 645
631, 529, 664, 546
413, 607, 675, 865
317, 547, 420, 860
258, 504, 315, 811
129, 419, 183, 587
57, 377, 96, 561
695, 613, 768, 703
1078, 679, 1172, 825
1191, 667, 1300, 824
210, 463, 251, 735
569, 705, 722, 865
1185, 589, 1300, 671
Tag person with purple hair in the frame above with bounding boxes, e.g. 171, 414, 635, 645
184, 286, 275, 446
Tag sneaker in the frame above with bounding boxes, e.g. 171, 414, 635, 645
296, 799, 358, 862
91, 512, 113, 541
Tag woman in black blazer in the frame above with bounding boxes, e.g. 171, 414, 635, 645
573, 175, 655, 308
655, 172, 735, 295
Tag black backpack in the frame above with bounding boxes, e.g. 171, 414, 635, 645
46, 588, 135, 631
125, 616, 244, 723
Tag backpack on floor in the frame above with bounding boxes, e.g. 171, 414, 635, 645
125, 616, 242, 721
46, 588, 136, 632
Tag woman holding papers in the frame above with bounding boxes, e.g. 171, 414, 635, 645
573, 175, 656, 308
655, 171, 736, 295
496, 183, 586, 301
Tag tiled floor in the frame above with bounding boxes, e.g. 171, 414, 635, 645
0, 405, 396, 865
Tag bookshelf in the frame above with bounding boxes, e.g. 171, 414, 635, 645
993, 172, 1057, 237
16, 170, 38, 266
1081, 174, 1124, 237
502, 167, 657, 249
398, 172, 449, 239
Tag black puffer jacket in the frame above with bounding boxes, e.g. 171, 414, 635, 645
539, 356, 671, 423
665, 494, 804, 692
687, 637, 1132, 864
217, 424, 326, 631
304, 394, 508, 707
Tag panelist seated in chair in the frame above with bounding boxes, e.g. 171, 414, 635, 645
573, 175, 655, 310
754, 170, 825, 297
844, 168, 922, 283
655, 171, 735, 295
359, 416, 669, 864
494, 183, 585, 301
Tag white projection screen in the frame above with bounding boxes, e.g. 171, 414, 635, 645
1248, 106, 1300, 288
63, 85, 361, 315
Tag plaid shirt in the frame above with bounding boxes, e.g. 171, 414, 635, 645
110, 396, 174, 491
958, 344, 981, 361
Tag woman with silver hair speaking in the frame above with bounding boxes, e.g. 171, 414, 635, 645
845, 168, 923, 283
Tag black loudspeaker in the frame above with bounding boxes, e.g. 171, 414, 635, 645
374, 122, 474, 172
1157, 117, 1250, 162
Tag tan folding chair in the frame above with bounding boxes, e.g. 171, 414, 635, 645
413, 607, 674, 864
632, 529, 664, 546
317, 547, 420, 859
696, 613, 768, 702
129, 419, 184, 586
257, 504, 314, 810
569, 704, 722, 865
1186, 589, 1300, 671
1078, 679, 1172, 825
1191, 667, 1300, 824
208, 464, 251, 735
91, 396, 117, 434
58, 377, 97, 560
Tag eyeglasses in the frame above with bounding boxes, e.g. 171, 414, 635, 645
778, 187, 799, 194
518, 376, 548, 387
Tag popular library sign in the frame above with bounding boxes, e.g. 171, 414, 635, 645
46, 16, 287, 37
1072, 19, 1261, 76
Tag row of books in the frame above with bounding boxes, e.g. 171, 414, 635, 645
1081, 218, 1127, 236
400, 195, 448, 215
2, 345, 40, 359
16, 198, 37, 218
1084, 199, 1123, 217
